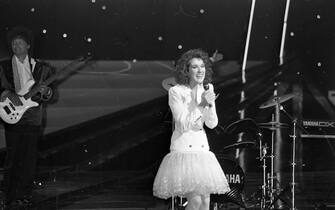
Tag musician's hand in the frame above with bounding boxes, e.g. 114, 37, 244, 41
38, 85, 53, 101
39, 85, 52, 95
210, 50, 223, 63
1, 91, 23, 106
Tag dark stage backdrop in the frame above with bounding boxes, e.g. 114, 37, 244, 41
0, 0, 334, 172
0, 0, 333, 63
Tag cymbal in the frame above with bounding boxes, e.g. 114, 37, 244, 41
223, 141, 255, 150
224, 118, 259, 135
162, 77, 176, 91
259, 93, 295, 109
258, 122, 289, 129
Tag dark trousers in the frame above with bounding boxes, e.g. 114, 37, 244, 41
3, 125, 41, 202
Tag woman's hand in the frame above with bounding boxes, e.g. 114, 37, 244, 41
199, 90, 216, 108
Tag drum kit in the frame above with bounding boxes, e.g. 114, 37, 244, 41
162, 79, 297, 209
210, 93, 296, 210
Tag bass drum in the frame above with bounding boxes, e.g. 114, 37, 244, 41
211, 157, 246, 207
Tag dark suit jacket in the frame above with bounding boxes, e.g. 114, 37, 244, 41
0, 58, 55, 126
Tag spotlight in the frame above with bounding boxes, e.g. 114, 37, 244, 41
177, 45, 183, 49
289, 32, 295, 37
42, 29, 47, 34
102, 5, 107, 10
199, 9, 205, 14
158, 36, 163, 41
62, 33, 68, 38
30, 8, 35, 12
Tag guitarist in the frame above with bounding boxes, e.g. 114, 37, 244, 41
0, 26, 55, 207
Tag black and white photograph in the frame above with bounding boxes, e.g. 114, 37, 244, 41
0, 0, 334, 209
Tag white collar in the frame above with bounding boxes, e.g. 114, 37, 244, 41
14, 55, 29, 65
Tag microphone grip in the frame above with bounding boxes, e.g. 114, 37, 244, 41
203, 83, 212, 107
203, 83, 209, 91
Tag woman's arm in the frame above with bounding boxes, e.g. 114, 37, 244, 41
201, 84, 218, 129
169, 86, 201, 132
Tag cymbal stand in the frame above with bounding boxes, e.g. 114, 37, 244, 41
269, 114, 276, 206
279, 106, 299, 210
291, 119, 297, 210
260, 142, 268, 209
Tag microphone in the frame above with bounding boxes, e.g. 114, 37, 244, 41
203, 83, 209, 91
203, 83, 212, 108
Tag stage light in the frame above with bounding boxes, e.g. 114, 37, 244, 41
86, 37, 92, 42
30, 8, 35, 12
199, 9, 205, 14
264, 35, 269, 40
62, 33, 68, 38
317, 62, 322, 67
91, 0, 96, 3
84, 149, 88, 153
158, 36, 163, 41
316, 14, 321, 19
42, 29, 47, 34
102, 5, 107, 10
178, 45, 183, 49
289, 32, 295, 37
132, 59, 137, 63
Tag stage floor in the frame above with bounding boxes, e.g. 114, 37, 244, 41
6, 170, 333, 210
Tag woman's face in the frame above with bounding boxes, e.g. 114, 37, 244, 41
188, 58, 206, 86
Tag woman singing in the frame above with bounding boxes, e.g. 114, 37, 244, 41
153, 49, 230, 210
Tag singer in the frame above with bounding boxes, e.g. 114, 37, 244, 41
153, 49, 230, 210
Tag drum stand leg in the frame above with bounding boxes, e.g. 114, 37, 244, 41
269, 115, 276, 207
260, 143, 268, 209
290, 120, 297, 210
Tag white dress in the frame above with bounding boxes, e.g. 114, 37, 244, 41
153, 84, 230, 199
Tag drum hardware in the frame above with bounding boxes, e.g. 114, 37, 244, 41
223, 141, 256, 151
278, 105, 302, 210
258, 122, 289, 130
259, 93, 295, 109
260, 142, 268, 209
258, 93, 295, 209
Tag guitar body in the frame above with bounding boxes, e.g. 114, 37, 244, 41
0, 97, 39, 124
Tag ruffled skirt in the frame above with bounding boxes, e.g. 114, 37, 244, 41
153, 151, 230, 199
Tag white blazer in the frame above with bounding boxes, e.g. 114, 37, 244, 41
168, 84, 218, 152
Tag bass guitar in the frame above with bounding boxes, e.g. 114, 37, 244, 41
0, 56, 91, 124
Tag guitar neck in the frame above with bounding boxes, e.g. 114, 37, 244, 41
23, 57, 87, 99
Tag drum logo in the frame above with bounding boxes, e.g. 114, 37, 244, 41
225, 173, 242, 184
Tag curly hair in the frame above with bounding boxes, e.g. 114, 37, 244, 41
175, 49, 213, 85
7, 26, 34, 47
